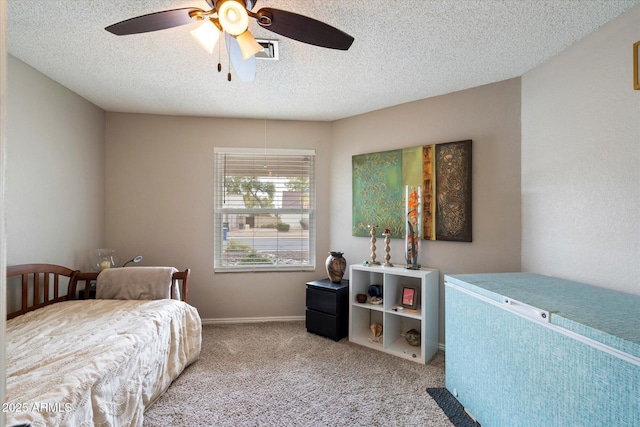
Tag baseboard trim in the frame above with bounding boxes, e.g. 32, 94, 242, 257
201, 316, 305, 325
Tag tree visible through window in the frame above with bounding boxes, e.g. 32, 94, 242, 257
214, 148, 316, 272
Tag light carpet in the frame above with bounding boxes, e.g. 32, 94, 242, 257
143, 321, 454, 427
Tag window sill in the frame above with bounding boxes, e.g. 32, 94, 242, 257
214, 265, 316, 273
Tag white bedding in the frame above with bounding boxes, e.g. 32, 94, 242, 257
5, 299, 202, 427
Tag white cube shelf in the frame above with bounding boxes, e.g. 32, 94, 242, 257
348, 264, 439, 364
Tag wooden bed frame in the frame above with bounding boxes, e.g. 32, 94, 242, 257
7, 264, 191, 319
6, 263, 201, 427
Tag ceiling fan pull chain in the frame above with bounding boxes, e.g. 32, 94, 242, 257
224, 31, 231, 82
217, 37, 222, 72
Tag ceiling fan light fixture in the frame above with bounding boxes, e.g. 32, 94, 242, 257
217, 0, 249, 36
190, 18, 221, 54
236, 30, 263, 60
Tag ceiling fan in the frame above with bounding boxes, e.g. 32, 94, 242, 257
105, 0, 355, 82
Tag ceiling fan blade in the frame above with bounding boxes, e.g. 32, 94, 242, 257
226, 32, 256, 82
254, 8, 354, 50
105, 8, 203, 35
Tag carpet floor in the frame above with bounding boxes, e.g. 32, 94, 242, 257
143, 321, 455, 427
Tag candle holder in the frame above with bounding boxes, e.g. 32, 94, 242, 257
368, 224, 380, 265
382, 228, 393, 267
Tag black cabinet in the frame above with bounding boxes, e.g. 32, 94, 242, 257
78, 289, 96, 299
305, 279, 348, 341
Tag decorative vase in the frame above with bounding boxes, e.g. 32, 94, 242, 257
326, 251, 346, 283
405, 186, 422, 269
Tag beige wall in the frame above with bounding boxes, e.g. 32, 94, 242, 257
330, 78, 523, 344
6, 56, 105, 269
105, 113, 332, 321
521, 4, 640, 294
1, 1, 7, 423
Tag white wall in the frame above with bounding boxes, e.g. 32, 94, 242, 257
6, 56, 105, 269
105, 113, 332, 321
521, 4, 640, 294
330, 78, 523, 344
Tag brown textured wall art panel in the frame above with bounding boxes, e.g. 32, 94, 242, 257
433, 140, 472, 241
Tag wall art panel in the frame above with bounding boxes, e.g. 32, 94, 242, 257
352, 140, 472, 242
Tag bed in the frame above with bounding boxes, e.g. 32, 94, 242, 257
5, 264, 202, 427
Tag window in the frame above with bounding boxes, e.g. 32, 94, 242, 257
214, 148, 316, 272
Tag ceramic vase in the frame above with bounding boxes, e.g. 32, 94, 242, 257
326, 251, 346, 283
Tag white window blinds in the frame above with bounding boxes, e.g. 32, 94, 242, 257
214, 148, 316, 272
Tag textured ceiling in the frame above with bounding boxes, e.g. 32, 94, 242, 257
7, 0, 639, 121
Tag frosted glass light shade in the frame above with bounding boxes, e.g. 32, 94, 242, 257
218, 0, 249, 36
236, 30, 263, 60
190, 19, 221, 54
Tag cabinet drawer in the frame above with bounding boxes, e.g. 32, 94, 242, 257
306, 287, 337, 315
306, 309, 346, 341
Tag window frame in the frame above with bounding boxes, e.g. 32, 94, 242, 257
213, 147, 316, 272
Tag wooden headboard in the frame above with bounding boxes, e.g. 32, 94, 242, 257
7, 264, 191, 319
6, 263, 79, 320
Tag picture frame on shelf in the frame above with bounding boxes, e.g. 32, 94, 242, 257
401, 286, 418, 309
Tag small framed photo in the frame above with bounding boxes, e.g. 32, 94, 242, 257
401, 286, 418, 309
634, 41, 640, 90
